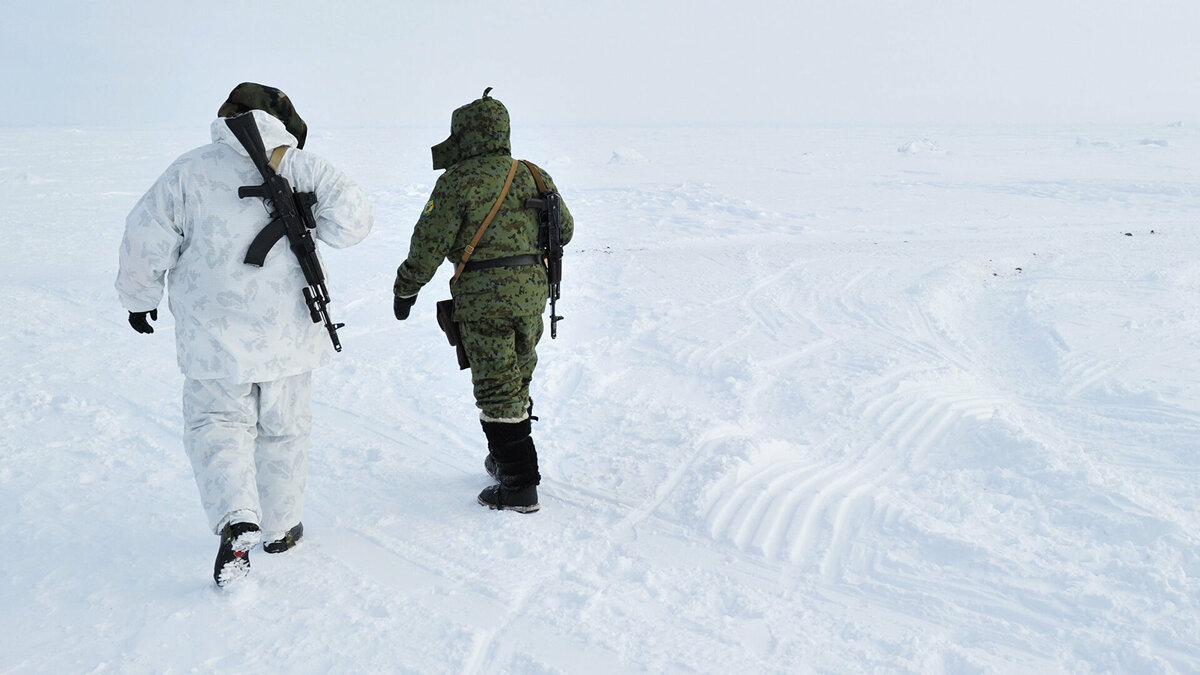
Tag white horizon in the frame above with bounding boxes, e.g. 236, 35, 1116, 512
3, 0, 1197, 129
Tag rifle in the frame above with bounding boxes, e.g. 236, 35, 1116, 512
224, 112, 344, 352
520, 161, 564, 339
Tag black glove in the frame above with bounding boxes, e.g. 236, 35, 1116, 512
128, 309, 158, 334
394, 295, 417, 321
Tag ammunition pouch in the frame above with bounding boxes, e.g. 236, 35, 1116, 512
435, 299, 469, 370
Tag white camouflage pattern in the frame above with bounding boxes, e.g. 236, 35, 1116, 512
116, 110, 373, 382
182, 373, 312, 534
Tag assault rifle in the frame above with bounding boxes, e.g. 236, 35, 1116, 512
521, 161, 564, 339
225, 112, 344, 351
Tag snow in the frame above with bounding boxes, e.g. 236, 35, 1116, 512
2, 122, 1199, 673
609, 147, 649, 165
897, 138, 944, 155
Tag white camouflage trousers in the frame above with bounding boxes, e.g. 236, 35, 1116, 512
182, 372, 312, 537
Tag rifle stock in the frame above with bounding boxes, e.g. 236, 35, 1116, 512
225, 113, 271, 177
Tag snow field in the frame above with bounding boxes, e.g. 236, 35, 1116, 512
1, 123, 1199, 673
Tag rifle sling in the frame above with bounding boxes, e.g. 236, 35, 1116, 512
453, 159, 519, 283
519, 160, 547, 193
268, 146, 287, 171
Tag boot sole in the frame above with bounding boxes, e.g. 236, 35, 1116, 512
215, 530, 261, 587
216, 558, 250, 586
477, 495, 540, 513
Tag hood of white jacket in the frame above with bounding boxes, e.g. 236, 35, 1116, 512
209, 109, 299, 156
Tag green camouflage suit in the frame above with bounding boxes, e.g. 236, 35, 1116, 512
394, 93, 573, 421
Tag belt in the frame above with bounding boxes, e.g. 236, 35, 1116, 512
461, 254, 542, 272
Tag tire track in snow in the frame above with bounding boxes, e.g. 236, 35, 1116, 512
811, 389, 1006, 583
805, 291, 1007, 582
585, 250, 822, 543
703, 262, 898, 568
707, 374, 1001, 574
1058, 352, 1124, 400
704, 265, 1008, 584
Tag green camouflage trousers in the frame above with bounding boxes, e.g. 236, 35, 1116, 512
458, 314, 544, 421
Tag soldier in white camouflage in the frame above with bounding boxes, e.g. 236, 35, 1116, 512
117, 83, 373, 584
392, 89, 574, 513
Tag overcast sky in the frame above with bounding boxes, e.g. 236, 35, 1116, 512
3, 0, 1198, 128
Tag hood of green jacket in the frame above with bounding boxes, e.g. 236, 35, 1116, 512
431, 89, 511, 170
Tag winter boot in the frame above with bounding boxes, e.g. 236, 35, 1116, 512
214, 521, 261, 587
481, 418, 531, 483
263, 522, 304, 554
478, 419, 541, 513
478, 482, 539, 513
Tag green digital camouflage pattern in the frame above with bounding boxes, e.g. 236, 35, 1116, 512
431, 92, 510, 171
394, 91, 574, 419
459, 315, 543, 419
393, 92, 574, 323
217, 82, 308, 149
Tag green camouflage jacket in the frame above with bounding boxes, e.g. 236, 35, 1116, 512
394, 93, 574, 322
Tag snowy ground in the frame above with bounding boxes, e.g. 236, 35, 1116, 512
2, 122, 1199, 673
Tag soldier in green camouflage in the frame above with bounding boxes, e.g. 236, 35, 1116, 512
392, 89, 574, 513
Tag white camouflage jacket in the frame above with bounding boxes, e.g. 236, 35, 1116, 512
116, 110, 373, 383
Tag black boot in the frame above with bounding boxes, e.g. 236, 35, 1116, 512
263, 522, 304, 554
481, 419, 531, 484
478, 483, 539, 513
214, 521, 261, 587
478, 419, 541, 513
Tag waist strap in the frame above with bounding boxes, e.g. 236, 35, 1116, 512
461, 254, 542, 272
